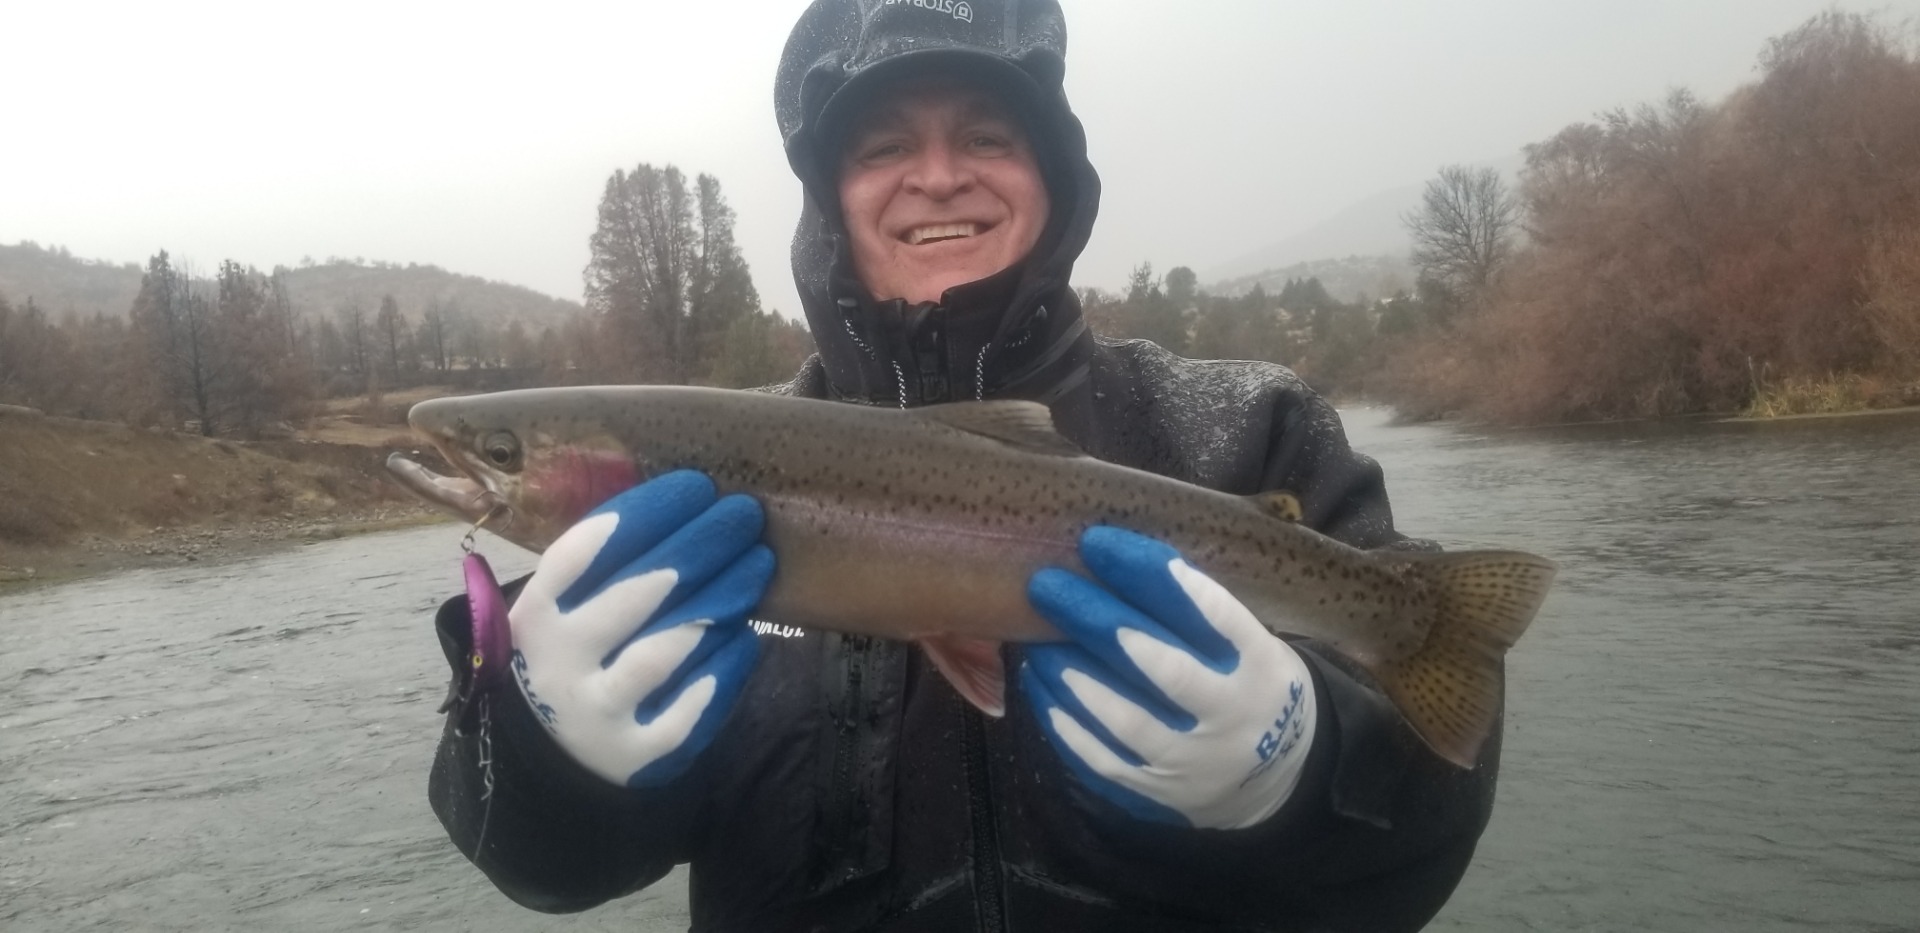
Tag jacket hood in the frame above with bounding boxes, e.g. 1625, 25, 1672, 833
775, 0, 1101, 407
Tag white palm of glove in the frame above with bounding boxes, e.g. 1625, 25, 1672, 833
1023, 527, 1318, 830
509, 471, 769, 789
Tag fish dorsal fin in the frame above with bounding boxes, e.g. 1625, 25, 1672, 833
918, 401, 1084, 457
1248, 490, 1303, 523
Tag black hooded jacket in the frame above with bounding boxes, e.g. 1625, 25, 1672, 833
428, 2, 1500, 929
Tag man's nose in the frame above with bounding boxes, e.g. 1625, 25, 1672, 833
903, 140, 972, 200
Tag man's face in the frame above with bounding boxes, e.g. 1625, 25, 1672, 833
837, 76, 1050, 305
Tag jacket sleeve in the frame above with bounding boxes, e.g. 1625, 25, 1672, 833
427, 578, 704, 913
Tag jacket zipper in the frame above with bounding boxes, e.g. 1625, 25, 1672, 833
925, 311, 1001, 929
963, 705, 1007, 932
914, 317, 949, 404
816, 636, 865, 893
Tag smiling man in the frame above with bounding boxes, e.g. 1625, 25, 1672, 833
836, 73, 1052, 306
427, 2, 1503, 930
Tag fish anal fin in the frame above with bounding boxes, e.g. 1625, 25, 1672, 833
1248, 490, 1303, 523
920, 635, 1007, 717
918, 401, 1083, 457
1366, 550, 1557, 768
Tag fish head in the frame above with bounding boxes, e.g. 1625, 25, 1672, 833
386, 391, 644, 553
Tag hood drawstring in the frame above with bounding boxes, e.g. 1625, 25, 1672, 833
973, 305, 1045, 401
841, 299, 910, 410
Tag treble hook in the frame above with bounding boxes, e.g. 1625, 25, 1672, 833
461, 504, 511, 554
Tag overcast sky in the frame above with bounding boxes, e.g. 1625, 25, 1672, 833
3, 0, 1908, 319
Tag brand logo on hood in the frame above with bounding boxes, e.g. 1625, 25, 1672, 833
884, 0, 974, 24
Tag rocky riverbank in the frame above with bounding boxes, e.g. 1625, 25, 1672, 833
0, 404, 449, 589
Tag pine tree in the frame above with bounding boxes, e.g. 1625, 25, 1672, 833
585, 164, 766, 384
130, 252, 225, 434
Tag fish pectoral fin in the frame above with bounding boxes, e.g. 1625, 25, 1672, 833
920, 635, 1008, 717
917, 401, 1084, 457
1248, 490, 1303, 523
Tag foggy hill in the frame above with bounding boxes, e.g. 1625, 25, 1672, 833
273, 257, 584, 326
1205, 156, 1525, 302
0, 243, 143, 318
1209, 254, 1416, 306
0, 242, 582, 326
1204, 183, 1422, 286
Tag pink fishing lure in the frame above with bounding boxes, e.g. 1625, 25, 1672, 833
463, 552, 513, 692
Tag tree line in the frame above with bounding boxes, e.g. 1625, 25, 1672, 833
0, 164, 812, 437
1081, 264, 1382, 396
1088, 12, 1920, 423
1379, 10, 1920, 421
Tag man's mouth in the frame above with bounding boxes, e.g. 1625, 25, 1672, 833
905, 222, 987, 245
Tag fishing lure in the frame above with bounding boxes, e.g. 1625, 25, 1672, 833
438, 515, 514, 717
446, 512, 513, 851
463, 547, 513, 695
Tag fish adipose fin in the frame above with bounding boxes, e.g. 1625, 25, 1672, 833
1248, 490, 1303, 522
918, 401, 1084, 457
1370, 550, 1556, 768
920, 635, 1008, 717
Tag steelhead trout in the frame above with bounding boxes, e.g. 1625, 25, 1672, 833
386, 385, 1555, 768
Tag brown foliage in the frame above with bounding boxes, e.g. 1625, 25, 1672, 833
1861, 224, 1920, 376
1380, 11, 1920, 422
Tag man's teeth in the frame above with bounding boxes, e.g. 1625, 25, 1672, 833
907, 223, 979, 245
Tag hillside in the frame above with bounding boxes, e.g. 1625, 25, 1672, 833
1205, 184, 1421, 284
0, 243, 143, 318
0, 241, 582, 327
1209, 254, 1415, 305
275, 257, 584, 326
1202, 155, 1524, 299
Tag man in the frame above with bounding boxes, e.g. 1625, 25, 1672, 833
429, 1, 1500, 929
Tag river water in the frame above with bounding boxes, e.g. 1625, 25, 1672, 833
3, 408, 1917, 931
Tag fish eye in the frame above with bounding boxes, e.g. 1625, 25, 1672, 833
479, 431, 523, 472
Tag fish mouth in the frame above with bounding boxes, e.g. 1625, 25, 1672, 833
385, 451, 504, 526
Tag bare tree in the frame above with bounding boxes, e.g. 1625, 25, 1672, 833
376, 294, 407, 382
418, 298, 450, 373
130, 253, 225, 434
1404, 165, 1520, 312
337, 298, 369, 379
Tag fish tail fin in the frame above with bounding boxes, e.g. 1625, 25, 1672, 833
1366, 550, 1556, 768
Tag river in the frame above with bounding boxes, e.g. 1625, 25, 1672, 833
3, 408, 1917, 931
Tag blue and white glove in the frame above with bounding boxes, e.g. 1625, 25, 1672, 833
508, 470, 770, 789
1021, 527, 1319, 830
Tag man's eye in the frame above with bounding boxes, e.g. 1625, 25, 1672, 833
967, 134, 1013, 153
860, 142, 906, 161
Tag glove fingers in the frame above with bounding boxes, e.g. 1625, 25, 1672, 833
560, 487, 760, 625
617, 544, 774, 696
626, 627, 761, 788
538, 470, 715, 610
599, 614, 711, 708
1079, 526, 1240, 668
1029, 568, 1198, 729
1163, 558, 1279, 660
1021, 646, 1150, 767
1055, 658, 1186, 762
637, 536, 775, 640
600, 543, 772, 714
1021, 661, 1191, 827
